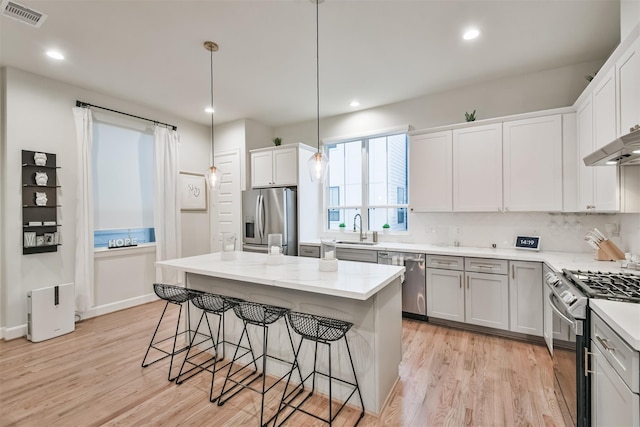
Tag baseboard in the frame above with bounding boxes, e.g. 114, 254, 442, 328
1, 293, 159, 341
78, 293, 159, 321
2, 324, 28, 341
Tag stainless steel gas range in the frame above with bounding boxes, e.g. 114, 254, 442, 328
544, 268, 640, 427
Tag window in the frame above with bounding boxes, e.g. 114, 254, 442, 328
325, 131, 408, 232
92, 121, 155, 248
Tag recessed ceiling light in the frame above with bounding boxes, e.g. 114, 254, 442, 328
633, 149, 640, 154
349, 100, 360, 107
463, 29, 480, 40
204, 107, 214, 114
46, 50, 64, 60
606, 161, 617, 165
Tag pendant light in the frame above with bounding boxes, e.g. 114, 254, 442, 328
307, 0, 329, 183
204, 41, 222, 190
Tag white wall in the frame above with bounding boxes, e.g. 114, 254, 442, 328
0, 67, 211, 338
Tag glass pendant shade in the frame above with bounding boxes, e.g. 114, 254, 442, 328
206, 165, 223, 190
307, 152, 328, 183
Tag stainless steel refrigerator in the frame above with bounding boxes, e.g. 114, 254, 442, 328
242, 188, 297, 255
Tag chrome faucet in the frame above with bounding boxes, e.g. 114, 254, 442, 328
353, 214, 367, 242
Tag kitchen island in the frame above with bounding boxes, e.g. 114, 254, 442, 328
156, 251, 405, 414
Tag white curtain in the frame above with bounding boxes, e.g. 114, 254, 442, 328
154, 126, 181, 284
72, 107, 94, 312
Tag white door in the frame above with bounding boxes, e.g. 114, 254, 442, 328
509, 261, 543, 336
453, 123, 503, 212
212, 149, 241, 252
465, 272, 509, 330
426, 268, 464, 321
503, 115, 562, 211
409, 131, 453, 212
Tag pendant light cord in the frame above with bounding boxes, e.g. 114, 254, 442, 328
210, 47, 215, 165
316, 0, 320, 155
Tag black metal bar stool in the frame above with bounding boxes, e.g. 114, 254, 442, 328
141, 283, 197, 381
217, 301, 304, 427
175, 292, 254, 403
274, 311, 365, 427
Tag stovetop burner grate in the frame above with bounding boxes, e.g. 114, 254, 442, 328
563, 270, 640, 303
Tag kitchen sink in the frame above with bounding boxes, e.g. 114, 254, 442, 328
335, 240, 378, 246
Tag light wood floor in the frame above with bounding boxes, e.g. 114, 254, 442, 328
0, 301, 565, 426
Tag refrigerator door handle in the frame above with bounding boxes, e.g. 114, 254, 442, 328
256, 194, 263, 240
259, 194, 266, 240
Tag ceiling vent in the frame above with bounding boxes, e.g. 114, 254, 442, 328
1, 0, 47, 28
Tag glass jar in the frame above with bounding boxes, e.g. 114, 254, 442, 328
267, 234, 283, 255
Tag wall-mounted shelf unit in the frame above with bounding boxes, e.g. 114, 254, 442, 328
22, 150, 60, 255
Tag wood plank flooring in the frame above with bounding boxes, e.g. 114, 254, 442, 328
0, 301, 565, 426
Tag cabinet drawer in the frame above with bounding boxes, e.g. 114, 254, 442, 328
591, 312, 640, 393
336, 248, 378, 263
426, 255, 464, 271
464, 258, 508, 275
299, 245, 320, 258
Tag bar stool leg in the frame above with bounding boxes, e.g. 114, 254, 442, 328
141, 300, 170, 368
344, 336, 365, 422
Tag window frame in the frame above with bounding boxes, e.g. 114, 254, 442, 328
324, 128, 409, 232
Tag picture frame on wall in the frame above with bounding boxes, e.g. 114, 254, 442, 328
180, 172, 207, 211
24, 232, 36, 248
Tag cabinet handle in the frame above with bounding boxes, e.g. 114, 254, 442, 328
596, 335, 615, 352
476, 264, 496, 269
435, 261, 453, 266
466, 275, 469, 289
584, 347, 594, 376
459, 275, 462, 289
511, 264, 515, 279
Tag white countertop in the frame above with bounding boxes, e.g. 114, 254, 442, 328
156, 251, 404, 301
590, 300, 640, 351
302, 240, 637, 274
302, 239, 640, 350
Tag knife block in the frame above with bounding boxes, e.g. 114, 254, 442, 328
595, 240, 626, 261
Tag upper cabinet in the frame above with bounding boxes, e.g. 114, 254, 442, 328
409, 130, 452, 212
577, 69, 620, 212
503, 115, 563, 212
452, 123, 503, 212
616, 36, 640, 137
251, 146, 298, 188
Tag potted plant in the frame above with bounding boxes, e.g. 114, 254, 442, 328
382, 223, 390, 234
464, 110, 476, 122
272, 137, 282, 146
338, 223, 346, 232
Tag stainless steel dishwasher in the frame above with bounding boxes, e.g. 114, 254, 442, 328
378, 251, 426, 320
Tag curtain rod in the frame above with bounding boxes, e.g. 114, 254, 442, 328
75, 100, 177, 131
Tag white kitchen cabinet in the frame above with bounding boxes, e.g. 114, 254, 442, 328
452, 123, 503, 212
409, 131, 452, 212
591, 344, 640, 427
616, 36, 640, 137
464, 271, 509, 331
503, 115, 563, 211
509, 261, 543, 336
576, 92, 620, 212
426, 268, 464, 322
250, 146, 297, 188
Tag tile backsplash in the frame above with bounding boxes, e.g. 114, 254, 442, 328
402, 212, 640, 254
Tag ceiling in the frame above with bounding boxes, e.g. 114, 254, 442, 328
0, 0, 621, 128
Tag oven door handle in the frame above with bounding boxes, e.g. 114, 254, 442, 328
547, 292, 579, 333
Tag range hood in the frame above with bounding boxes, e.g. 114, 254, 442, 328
584, 125, 640, 166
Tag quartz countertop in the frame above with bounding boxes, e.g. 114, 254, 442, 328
156, 251, 404, 301
589, 300, 640, 351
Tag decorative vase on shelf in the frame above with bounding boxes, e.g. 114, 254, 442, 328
35, 192, 48, 206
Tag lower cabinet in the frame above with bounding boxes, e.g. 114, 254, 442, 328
426, 268, 464, 322
465, 272, 509, 330
509, 261, 543, 336
427, 268, 509, 331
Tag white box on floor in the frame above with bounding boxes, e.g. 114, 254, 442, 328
27, 283, 75, 342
